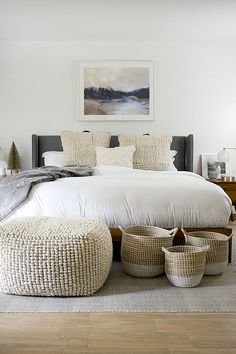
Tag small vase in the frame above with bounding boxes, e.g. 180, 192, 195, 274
207, 162, 221, 180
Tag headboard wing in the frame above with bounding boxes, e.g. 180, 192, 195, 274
32, 134, 193, 172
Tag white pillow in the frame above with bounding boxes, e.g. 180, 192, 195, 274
94, 166, 133, 176
42, 148, 177, 170
95, 146, 136, 168
169, 150, 177, 171
42, 151, 64, 167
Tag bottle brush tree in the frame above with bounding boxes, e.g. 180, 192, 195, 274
7, 142, 21, 174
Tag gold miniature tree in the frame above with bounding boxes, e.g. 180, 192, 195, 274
7, 142, 21, 174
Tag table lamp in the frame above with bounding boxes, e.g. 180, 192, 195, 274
217, 147, 236, 181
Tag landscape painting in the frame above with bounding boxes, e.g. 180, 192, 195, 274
79, 61, 153, 121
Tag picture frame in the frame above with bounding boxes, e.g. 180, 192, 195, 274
78, 61, 154, 121
201, 155, 230, 179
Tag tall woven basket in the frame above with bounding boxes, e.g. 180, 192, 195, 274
120, 226, 178, 278
182, 229, 232, 275
162, 245, 209, 288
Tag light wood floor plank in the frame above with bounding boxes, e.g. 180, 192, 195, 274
171, 350, 236, 354
0, 312, 63, 329
190, 331, 236, 348
154, 313, 236, 332
0, 312, 236, 354
66, 350, 172, 354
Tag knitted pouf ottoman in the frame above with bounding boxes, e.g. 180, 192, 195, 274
0, 217, 113, 296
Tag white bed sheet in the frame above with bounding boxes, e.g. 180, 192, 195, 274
7, 167, 232, 228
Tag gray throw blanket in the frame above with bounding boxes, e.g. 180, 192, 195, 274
0, 166, 93, 221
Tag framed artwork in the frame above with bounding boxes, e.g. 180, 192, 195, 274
78, 61, 153, 121
201, 155, 230, 179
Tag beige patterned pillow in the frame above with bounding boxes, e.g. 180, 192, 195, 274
96, 146, 136, 168
61, 130, 111, 167
118, 134, 172, 171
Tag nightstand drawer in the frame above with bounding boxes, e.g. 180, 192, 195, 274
225, 190, 236, 203
221, 184, 236, 192
210, 180, 236, 204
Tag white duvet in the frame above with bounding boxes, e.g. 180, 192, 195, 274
8, 166, 232, 228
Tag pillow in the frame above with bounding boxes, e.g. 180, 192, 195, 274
169, 150, 178, 171
61, 130, 111, 167
42, 151, 64, 167
95, 146, 136, 168
42, 147, 177, 170
94, 166, 133, 176
118, 134, 172, 171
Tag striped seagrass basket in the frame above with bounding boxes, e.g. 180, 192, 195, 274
182, 229, 232, 275
162, 245, 209, 288
120, 225, 178, 278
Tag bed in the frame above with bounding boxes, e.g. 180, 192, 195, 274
9, 133, 233, 259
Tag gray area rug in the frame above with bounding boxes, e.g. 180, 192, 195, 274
0, 262, 236, 313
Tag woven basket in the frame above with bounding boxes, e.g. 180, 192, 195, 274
162, 245, 209, 288
120, 225, 178, 278
182, 229, 232, 275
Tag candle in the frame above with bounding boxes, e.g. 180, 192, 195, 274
0, 167, 6, 178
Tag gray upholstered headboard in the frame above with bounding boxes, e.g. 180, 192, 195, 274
32, 134, 193, 172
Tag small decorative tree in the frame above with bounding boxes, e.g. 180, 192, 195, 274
7, 142, 21, 175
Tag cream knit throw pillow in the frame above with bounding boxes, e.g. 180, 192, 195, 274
118, 134, 172, 171
61, 131, 111, 167
96, 145, 136, 168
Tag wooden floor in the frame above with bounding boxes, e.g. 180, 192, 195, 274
0, 312, 236, 353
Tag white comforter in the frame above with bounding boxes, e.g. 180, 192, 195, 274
7, 167, 232, 228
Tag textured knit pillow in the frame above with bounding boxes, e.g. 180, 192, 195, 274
61, 131, 111, 167
96, 146, 136, 168
118, 134, 172, 171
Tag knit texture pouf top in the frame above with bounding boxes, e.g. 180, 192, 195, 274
0, 217, 113, 296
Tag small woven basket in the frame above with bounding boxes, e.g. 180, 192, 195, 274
182, 229, 232, 275
120, 225, 178, 278
162, 245, 209, 288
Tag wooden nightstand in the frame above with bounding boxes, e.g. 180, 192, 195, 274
210, 180, 236, 220
210, 180, 236, 204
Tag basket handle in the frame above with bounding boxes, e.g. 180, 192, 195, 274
162, 246, 170, 255
169, 227, 178, 237
181, 228, 188, 242
118, 225, 128, 236
200, 245, 210, 252
181, 229, 233, 242
118, 225, 124, 233
227, 233, 233, 241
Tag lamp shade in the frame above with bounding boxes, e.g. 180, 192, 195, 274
217, 149, 230, 163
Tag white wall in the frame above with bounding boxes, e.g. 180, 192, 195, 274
0, 40, 236, 172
